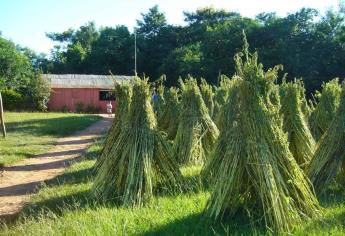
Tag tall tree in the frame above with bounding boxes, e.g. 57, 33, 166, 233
136, 5, 167, 39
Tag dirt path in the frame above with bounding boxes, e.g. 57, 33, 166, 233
0, 115, 113, 221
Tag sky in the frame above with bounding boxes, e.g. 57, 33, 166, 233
0, 0, 340, 54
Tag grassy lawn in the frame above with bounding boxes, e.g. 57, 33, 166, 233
2, 139, 345, 235
0, 112, 101, 166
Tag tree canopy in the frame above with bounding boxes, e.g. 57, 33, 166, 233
4, 5, 345, 94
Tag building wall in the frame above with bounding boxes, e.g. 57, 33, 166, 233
48, 88, 116, 113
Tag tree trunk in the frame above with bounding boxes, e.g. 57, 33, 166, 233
0, 92, 6, 138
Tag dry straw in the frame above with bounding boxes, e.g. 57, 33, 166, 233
203, 36, 320, 233
92, 78, 183, 207
280, 80, 316, 168
307, 83, 345, 192
174, 78, 219, 165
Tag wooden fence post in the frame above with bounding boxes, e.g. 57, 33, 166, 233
0, 92, 6, 138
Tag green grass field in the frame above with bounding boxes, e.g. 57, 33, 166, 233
2, 138, 345, 235
0, 112, 101, 166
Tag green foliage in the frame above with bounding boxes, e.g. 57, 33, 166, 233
75, 102, 85, 113
0, 37, 34, 92
41, 6, 345, 93
1, 88, 26, 110
31, 73, 51, 112
136, 5, 167, 38
159, 43, 202, 83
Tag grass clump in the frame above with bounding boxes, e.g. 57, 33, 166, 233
307, 83, 345, 192
174, 78, 219, 165
92, 78, 183, 207
309, 78, 342, 141
203, 37, 321, 233
280, 80, 316, 168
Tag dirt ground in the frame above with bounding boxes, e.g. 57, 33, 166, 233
0, 115, 113, 221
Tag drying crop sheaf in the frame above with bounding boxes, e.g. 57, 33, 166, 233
309, 78, 342, 141
94, 83, 131, 170
200, 78, 214, 117
92, 78, 183, 207
280, 80, 315, 168
213, 75, 232, 120
153, 82, 166, 122
307, 83, 345, 192
203, 37, 320, 233
159, 87, 180, 140
174, 78, 219, 165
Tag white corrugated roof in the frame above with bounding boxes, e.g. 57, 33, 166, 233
42, 74, 133, 89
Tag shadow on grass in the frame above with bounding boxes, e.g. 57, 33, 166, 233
141, 211, 261, 236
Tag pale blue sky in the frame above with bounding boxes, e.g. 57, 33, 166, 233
0, 0, 340, 54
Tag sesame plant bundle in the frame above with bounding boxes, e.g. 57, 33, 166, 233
307, 83, 345, 192
158, 87, 180, 140
94, 83, 132, 170
153, 83, 166, 122
204, 38, 320, 233
213, 75, 232, 119
174, 78, 219, 165
309, 78, 342, 141
280, 80, 315, 168
92, 78, 183, 207
200, 78, 215, 117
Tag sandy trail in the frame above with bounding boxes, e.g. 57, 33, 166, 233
0, 115, 113, 221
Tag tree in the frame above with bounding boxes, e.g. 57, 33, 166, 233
0, 37, 34, 92
87, 26, 134, 74
136, 5, 167, 38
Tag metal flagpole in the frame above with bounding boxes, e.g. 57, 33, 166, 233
134, 28, 137, 77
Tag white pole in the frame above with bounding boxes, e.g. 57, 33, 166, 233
134, 28, 137, 77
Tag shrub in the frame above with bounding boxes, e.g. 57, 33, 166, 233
31, 73, 51, 112
85, 104, 101, 114
75, 101, 84, 113
1, 89, 25, 110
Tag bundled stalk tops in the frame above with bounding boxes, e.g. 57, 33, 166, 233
94, 83, 131, 170
92, 78, 183, 207
200, 79, 214, 117
174, 78, 219, 165
309, 78, 342, 141
158, 87, 180, 140
307, 83, 345, 192
280, 80, 315, 168
203, 38, 320, 233
213, 75, 232, 120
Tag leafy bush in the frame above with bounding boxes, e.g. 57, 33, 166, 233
75, 102, 84, 113
31, 73, 51, 111
85, 104, 101, 113
1, 89, 26, 110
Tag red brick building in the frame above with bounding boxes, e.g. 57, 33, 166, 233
43, 74, 133, 113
